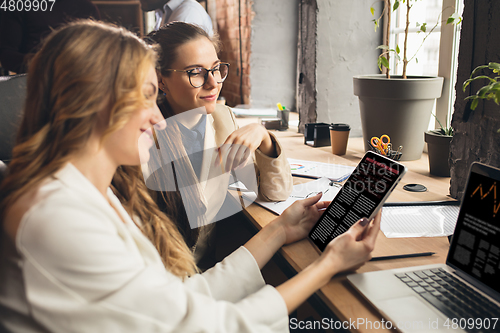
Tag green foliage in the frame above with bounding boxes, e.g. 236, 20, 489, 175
431, 113, 454, 136
463, 62, 500, 111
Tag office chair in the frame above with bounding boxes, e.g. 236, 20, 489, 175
0, 74, 27, 164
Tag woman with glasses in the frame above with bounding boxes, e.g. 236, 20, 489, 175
145, 22, 293, 266
0, 20, 381, 332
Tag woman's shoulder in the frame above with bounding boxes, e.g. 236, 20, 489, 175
211, 104, 237, 129
4, 169, 110, 247
212, 103, 233, 118
3, 176, 61, 243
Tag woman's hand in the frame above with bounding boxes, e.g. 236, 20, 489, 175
243, 193, 328, 270
320, 210, 381, 276
273, 193, 330, 245
276, 211, 381, 314
216, 123, 275, 172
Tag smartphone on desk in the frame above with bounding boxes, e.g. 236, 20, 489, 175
309, 151, 407, 251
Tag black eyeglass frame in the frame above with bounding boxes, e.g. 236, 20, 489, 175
164, 62, 230, 88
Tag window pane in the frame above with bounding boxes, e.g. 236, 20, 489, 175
388, 0, 443, 77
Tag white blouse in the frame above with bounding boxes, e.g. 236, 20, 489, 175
0, 163, 288, 332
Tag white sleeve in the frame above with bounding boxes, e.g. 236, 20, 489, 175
17, 196, 288, 333
169, 3, 214, 36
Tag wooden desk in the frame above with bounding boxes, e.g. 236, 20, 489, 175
234, 124, 453, 332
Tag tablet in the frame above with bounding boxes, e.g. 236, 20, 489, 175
309, 151, 407, 251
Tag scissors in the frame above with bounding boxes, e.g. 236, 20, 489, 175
370, 135, 391, 155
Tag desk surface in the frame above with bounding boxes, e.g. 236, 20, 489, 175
234, 118, 453, 332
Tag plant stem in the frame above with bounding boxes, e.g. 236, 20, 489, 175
402, 0, 410, 79
385, 0, 391, 79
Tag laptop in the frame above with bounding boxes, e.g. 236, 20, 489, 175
347, 162, 500, 333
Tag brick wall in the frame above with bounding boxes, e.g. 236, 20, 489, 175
215, 0, 253, 107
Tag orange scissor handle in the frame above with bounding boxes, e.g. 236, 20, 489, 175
370, 135, 391, 154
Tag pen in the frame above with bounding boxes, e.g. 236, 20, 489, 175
369, 252, 435, 261
277, 103, 283, 111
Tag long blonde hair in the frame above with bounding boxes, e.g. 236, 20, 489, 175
0, 20, 197, 277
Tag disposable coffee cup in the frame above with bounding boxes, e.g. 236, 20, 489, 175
329, 123, 350, 155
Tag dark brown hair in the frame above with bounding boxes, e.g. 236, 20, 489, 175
144, 22, 221, 250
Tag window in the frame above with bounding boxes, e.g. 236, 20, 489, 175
386, 0, 464, 130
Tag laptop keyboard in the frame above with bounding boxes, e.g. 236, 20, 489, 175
395, 268, 500, 333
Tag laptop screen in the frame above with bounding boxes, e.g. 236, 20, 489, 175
447, 163, 500, 295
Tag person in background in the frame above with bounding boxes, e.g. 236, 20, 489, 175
140, 0, 213, 35
0, 20, 381, 332
144, 22, 292, 266
0, 0, 100, 74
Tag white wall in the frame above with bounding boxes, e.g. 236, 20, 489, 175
250, 0, 381, 136
250, 0, 298, 110
316, 0, 382, 137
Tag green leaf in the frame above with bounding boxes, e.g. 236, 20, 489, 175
463, 80, 471, 91
467, 75, 497, 84
420, 23, 427, 33
470, 65, 489, 77
370, 6, 375, 16
478, 85, 492, 98
377, 45, 390, 50
489, 62, 500, 72
447, 12, 461, 25
494, 91, 500, 105
416, 58, 419, 64
378, 56, 390, 71
393, 1, 399, 11
396, 45, 400, 54
471, 98, 479, 110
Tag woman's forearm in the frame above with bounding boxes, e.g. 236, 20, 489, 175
276, 257, 338, 314
243, 221, 285, 270
258, 131, 277, 158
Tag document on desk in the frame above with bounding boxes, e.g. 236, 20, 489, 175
380, 203, 460, 238
239, 177, 341, 215
288, 158, 355, 182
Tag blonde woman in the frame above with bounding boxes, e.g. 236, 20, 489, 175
0, 20, 380, 332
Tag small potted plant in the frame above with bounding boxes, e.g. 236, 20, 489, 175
353, 0, 460, 161
425, 114, 454, 177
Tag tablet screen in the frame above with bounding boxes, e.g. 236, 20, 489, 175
309, 152, 406, 251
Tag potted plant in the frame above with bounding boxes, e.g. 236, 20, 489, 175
463, 62, 500, 113
353, 0, 460, 161
425, 114, 454, 177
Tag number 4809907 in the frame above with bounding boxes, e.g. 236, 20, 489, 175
1, 0, 56, 12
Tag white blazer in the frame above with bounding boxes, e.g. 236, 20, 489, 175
0, 163, 288, 332
146, 104, 293, 226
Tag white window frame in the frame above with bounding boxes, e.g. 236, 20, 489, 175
435, 0, 464, 131
383, 0, 464, 130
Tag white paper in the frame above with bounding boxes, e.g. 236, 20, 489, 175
231, 107, 278, 117
241, 177, 341, 215
288, 158, 355, 182
381, 205, 460, 238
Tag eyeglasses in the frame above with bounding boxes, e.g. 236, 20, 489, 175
164, 62, 230, 88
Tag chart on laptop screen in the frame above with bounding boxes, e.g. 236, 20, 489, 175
448, 170, 500, 294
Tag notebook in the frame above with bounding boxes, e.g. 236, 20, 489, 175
347, 162, 500, 333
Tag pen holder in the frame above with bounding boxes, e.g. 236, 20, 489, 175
367, 141, 403, 161
305, 123, 331, 147
277, 110, 289, 130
